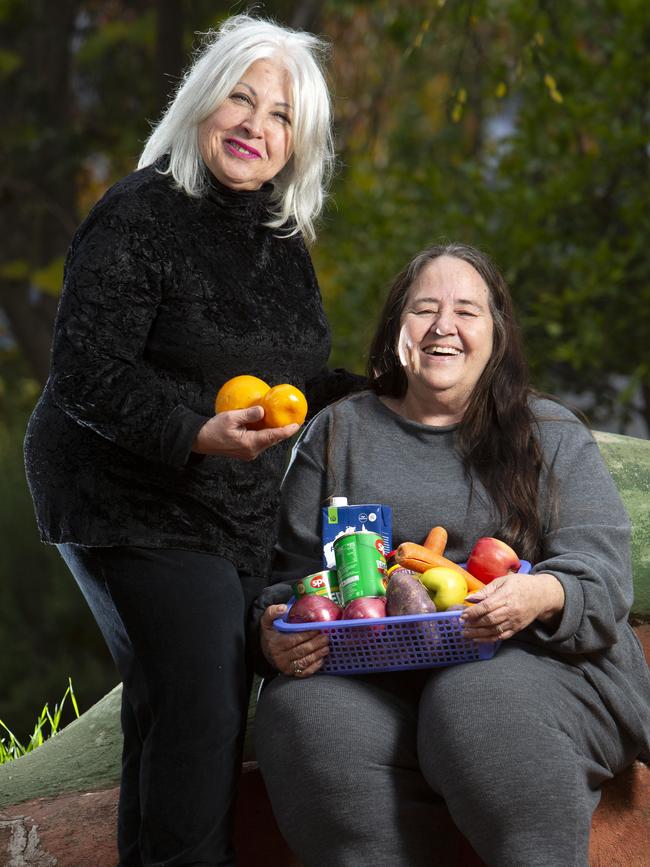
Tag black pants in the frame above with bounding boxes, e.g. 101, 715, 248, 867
59, 544, 258, 867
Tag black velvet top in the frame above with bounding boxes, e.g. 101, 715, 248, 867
24, 161, 360, 577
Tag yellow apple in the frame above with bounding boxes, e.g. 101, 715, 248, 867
419, 567, 468, 611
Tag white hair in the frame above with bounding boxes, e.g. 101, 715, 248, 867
138, 14, 334, 243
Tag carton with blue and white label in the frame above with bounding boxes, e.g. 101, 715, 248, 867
321, 497, 393, 569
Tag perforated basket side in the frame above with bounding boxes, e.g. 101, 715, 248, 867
321, 615, 497, 675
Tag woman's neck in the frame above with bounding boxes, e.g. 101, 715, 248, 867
381, 388, 467, 427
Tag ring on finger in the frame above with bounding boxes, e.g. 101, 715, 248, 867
292, 659, 304, 675
495, 624, 504, 636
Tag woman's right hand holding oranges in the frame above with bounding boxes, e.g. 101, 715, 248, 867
192, 406, 299, 461
192, 375, 308, 461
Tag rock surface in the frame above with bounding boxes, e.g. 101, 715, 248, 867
0, 764, 302, 867
1, 759, 649, 866
594, 430, 650, 612
0, 789, 116, 867
0, 687, 122, 811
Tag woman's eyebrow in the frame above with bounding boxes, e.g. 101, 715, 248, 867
410, 296, 483, 309
235, 81, 292, 110
455, 298, 483, 308
410, 296, 439, 305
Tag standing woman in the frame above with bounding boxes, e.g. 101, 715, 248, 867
24, 15, 358, 867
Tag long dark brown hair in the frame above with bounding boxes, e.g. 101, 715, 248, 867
367, 243, 546, 561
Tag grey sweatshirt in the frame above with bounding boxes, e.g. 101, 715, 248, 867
251, 391, 650, 760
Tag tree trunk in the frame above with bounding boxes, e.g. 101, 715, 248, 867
155, 0, 185, 115
0, 0, 81, 385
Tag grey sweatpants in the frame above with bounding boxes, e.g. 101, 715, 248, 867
254, 642, 638, 867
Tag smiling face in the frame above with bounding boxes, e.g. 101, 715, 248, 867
198, 58, 294, 191
397, 255, 494, 421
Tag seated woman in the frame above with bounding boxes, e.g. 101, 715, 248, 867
249, 243, 650, 867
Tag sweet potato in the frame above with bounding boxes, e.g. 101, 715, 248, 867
394, 542, 486, 592
386, 570, 437, 615
422, 526, 448, 555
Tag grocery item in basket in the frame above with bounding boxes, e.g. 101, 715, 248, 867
419, 566, 468, 611
395, 542, 484, 592
334, 531, 388, 605
386, 569, 437, 615
422, 525, 448, 554
342, 596, 387, 620
293, 569, 341, 605
466, 537, 521, 584
322, 498, 392, 569
287, 595, 342, 623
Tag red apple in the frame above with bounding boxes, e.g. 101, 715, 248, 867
287, 595, 342, 624
342, 596, 387, 620
466, 537, 521, 584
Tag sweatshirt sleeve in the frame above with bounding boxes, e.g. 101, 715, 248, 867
48, 200, 209, 468
247, 412, 330, 676
525, 410, 633, 655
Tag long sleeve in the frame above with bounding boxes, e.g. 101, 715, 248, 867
526, 410, 633, 654
247, 414, 330, 675
49, 205, 208, 469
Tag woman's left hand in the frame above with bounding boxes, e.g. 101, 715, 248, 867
260, 604, 330, 677
460, 572, 565, 642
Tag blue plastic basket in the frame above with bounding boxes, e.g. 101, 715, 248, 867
274, 560, 532, 675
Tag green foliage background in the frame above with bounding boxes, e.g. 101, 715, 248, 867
1, 0, 649, 737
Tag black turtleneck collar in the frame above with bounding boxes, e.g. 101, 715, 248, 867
204, 167, 274, 220
152, 154, 274, 221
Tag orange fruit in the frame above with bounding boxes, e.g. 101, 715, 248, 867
260, 384, 308, 428
215, 375, 270, 414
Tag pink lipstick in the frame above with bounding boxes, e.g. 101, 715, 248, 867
225, 138, 262, 159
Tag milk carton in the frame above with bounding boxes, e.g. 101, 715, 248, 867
321, 497, 393, 569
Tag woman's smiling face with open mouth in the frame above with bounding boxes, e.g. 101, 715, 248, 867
198, 58, 294, 191
398, 255, 494, 411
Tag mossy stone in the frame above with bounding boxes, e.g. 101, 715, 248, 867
594, 431, 650, 614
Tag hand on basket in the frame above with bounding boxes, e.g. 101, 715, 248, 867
460, 571, 565, 642
260, 604, 330, 678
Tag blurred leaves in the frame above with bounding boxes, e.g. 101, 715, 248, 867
31, 257, 66, 298
315, 0, 650, 433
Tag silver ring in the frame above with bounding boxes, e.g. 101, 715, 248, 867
293, 660, 304, 675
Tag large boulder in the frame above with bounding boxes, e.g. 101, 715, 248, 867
0, 686, 122, 811
0, 681, 259, 812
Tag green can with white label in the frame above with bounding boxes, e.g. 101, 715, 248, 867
293, 570, 342, 606
333, 531, 388, 606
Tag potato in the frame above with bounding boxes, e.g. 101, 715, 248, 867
386, 569, 437, 615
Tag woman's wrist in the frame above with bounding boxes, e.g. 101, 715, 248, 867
191, 422, 210, 454
533, 572, 566, 625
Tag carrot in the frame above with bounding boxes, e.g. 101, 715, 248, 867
461, 572, 487, 593
422, 526, 448, 555
394, 542, 486, 592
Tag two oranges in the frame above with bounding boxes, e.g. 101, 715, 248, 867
215, 375, 308, 429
